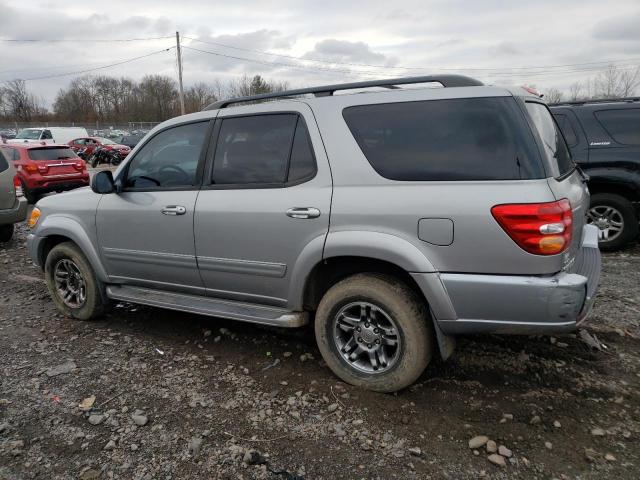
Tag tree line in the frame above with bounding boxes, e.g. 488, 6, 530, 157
0, 74, 287, 124
1, 65, 638, 124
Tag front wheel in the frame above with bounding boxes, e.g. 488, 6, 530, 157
44, 242, 107, 320
315, 274, 433, 393
587, 193, 638, 251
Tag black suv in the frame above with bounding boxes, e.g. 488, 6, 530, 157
550, 98, 640, 250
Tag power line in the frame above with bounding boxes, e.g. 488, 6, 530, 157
182, 45, 378, 77
183, 36, 640, 73
13, 48, 175, 81
0, 35, 174, 43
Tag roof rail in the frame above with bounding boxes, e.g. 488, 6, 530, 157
550, 97, 640, 106
203, 75, 483, 110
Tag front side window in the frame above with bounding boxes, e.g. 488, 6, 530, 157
212, 114, 316, 185
594, 108, 640, 145
74, 138, 86, 145
125, 121, 209, 189
41, 130, 53, 140
343, 97, 544, 181
526, 102, 574, 176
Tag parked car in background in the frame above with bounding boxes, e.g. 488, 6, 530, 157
68, 137, 131, 163
6, 127, 89, 145
0, 143, 89, 204
114, 133, 145, 149
27, 75, 601, 393
0, 129, 16, 140
0, 149, 28, 242
551, 98, 640, 250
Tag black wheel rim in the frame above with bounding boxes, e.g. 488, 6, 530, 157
53, 259, 87, 308
332, 301, 401, 374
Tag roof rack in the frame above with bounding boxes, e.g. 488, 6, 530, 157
551, 97, 640, 106
203, 75, 483, 110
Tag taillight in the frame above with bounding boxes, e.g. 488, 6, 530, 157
37, 164, 49, 174
24, 163, 38, 174
74, 160, 85, 171
491, 199, 572, 255
13, 175, 23, 197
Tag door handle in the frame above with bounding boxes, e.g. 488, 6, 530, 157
161, 205, 187, 216
286, 207, 321, 219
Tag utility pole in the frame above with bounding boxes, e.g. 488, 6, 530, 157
176, 31, 185, 115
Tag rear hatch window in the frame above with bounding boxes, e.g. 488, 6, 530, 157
28, 147, 78, 161
525, 102, 575, 176
343, 97, 544, 181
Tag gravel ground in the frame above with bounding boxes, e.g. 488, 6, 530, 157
1, 224, 639, 479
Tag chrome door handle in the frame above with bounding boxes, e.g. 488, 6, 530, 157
161, 205, 187, 216
286, 207, 321, 219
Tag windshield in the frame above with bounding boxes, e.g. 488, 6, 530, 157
525, 102, 574, 176
15, 129, 42, 140
28, 147, 78, 161
95, 137, 116, 145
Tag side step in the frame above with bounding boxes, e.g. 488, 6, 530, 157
105, 285, 308, 328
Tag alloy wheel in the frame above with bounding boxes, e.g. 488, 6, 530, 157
587, 205, 624, 242
53, 258, 87, 309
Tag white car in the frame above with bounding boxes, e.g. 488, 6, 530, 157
6, 127, 89, 145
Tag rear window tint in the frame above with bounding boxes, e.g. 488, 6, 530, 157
28, 147, 78, 161
343, 97, 543, 181
594, 108, 640, 145
553, 113, 578, 147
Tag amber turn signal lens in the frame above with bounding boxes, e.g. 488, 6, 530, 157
538, 235, 566, 254
28, 208, 41, 228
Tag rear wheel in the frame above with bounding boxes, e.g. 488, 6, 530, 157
0, 224, 14, 243
315, 274, 432, 392
22, 181, 38, 204
587, 193, 638, 251
44, 242, 107, 320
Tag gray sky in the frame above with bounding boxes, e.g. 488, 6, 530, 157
1, 0, 639, 107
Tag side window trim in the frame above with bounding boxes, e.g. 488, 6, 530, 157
118, 119, 214, 192
203, 111, 318, 190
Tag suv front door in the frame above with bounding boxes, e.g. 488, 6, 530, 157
194, 104, 332, 308
96, 120, 212, 294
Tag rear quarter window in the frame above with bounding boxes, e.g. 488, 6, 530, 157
342, 97, 543, 181
525, 102, 574, 176
594, 108, 640, 145
553, 113, 578, 147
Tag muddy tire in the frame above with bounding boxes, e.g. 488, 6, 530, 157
588, 193, 638, 251
315, 274, 432, 393
44, 242, 107, 320
0, 224, 14, 243
22, 181, 39, 205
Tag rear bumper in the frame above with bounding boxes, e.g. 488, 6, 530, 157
30, 177, 89, 194
0, 197, 28, 226
424, 225, 601, 335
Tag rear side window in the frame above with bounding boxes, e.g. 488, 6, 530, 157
343, 97, 543, 181
594, 108, 640, 145
553, 114, 578, 147
0, 150, 8, 172
28, 147, 78, 161
525, 102, 574, 176
212, 114, 316, 185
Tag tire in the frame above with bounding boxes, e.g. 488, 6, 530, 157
314, 273, 433, 393
588, 193, 638, 251
44, 242, 107, 320
0, 224, 14, 243
22, 181, 38, 205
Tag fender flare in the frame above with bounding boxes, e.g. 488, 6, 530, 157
34, 215, 110, 283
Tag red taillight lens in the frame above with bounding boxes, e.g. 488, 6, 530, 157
24, 163, 38, 174
37, 164, 49, 174
13, 175, 23, 197
74, 160, 85, 171
491, 199, 572, 255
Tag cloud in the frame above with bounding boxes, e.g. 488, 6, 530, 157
302, 39, 394, 66
593, 14, 640, 41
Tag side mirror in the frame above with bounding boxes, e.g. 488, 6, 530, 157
91, 170, 116, 194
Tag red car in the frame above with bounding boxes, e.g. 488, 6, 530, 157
0, 143, 89, 204
68, 137, 131, 160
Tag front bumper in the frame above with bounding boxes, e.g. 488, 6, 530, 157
0, 196, 28, 226
432, 225, 602, 335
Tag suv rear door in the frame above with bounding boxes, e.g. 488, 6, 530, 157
193, 102, 332, 308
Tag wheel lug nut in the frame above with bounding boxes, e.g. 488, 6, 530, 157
356, 327, 361, 332
364, 323, 370, 328
357, 337, 363, 343
367, 343, 372, 349
375, 339, 380, 345
373, 328, 379, 334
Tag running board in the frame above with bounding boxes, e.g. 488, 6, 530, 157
105, 285, 308, 328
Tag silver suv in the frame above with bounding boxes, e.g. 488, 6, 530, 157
26, 76, 601, 392
0, 150, 28, 242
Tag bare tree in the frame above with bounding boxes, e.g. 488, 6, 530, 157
618, 67, 640, 97
568, 82, 583, 101
1, 80, 45, 121
592, 65, 640, 98
184, 82, 217, 113
544, 87, 563, 104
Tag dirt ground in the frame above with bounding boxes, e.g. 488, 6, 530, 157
1, 223, 639, 480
